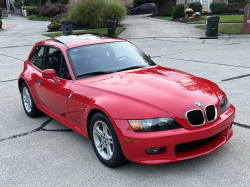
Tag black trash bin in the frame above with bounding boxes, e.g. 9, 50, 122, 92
205, 16, 220, 37
107, 19, 117, 35
61, 21, 73, 36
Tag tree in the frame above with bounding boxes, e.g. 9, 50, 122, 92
184, 0, 189, 18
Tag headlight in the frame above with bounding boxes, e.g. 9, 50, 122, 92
220, 96, 230, 114
128, 117, 182, 132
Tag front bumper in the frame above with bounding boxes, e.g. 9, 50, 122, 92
111, 104, 235, 165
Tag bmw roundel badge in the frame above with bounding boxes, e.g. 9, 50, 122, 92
195, 102, 203, 107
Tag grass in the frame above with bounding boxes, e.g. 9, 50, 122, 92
152, 16, 173, 20
43, 28, 126, 38
27, 14, 52, 21
195, 24, 250, 35
188, 15, 244, 24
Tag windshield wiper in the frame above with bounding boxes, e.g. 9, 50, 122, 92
117, 66, 146, 72
76, 71, 114, 77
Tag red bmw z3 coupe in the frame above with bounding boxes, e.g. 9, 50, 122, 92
18, 34, 235, 168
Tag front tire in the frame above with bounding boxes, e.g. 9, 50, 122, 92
90, 112, 128, 168
21, 82, 42, 118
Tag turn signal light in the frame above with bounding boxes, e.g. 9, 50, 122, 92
123, 138, 139, 143
128, 120, 143, 131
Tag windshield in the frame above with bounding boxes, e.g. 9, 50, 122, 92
67, 41, 156, 79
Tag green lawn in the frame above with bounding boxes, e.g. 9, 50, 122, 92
195, 24, 250, 35
43, 28, 126, 38
188, 15, 244, 24
152, 16, 173, 20
27, 15, 53, 21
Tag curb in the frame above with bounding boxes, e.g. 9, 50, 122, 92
123, 34, 250, 40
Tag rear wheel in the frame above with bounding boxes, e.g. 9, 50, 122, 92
21, 82, 42, 118
90, 112, 128, 168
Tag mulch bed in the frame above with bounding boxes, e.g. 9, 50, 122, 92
47, 24, 123, 32
148, 14, 205, 23
72, 24, 123, 31
171, 17, 204, 23
149, 12, 244, 24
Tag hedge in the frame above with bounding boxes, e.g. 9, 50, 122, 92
47, 21, 62, 31
0, 8, 2, 18
0, 19, 2, 29
227, 3, 246, 12
188, 2, 202, 13
26, 6, 38, 16
163, 5, 175, 16
172, 4, 185, 19
210, 2, 225, 13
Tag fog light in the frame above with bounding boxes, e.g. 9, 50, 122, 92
146, 147, 165, 154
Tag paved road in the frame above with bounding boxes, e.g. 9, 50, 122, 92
0, 15, 250, 187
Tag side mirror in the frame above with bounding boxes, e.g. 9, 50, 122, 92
42, 69, 59, 84
148, 55, 151, 58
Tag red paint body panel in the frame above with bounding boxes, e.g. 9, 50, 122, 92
111, 105, 235, 164
18, 37, 236, 165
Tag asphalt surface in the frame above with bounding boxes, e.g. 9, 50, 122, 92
0, 14, 250, 187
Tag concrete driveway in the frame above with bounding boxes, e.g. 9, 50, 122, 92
0, 15, 250, 186
119, 14, 227, 39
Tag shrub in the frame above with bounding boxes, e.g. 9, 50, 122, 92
188, 2, 202, 13
163, 5, 175, 16
39, 3, 68, 17
0, 8, 2, 18
14, 0, 22, 8
226, 3, 246, 12
27, 14, 38, 20
210, 2, 225, 13
51, 13, 68, 22
26, 6, 38, 16
0, 19, 2, 29
105, 0, 127, 23
47, 21, 62, 31
68, 0, 126, 29
172, 4, 185, 19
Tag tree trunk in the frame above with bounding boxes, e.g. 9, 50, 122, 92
184, 0, 189, 18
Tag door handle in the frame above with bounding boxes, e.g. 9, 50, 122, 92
37, 79, 42, 84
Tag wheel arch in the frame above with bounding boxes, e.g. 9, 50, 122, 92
86, 108, 108, 139
18, 78, 26, 93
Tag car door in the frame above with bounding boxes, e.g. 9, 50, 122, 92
35, 46, 72, 119
28, 45, 46, 105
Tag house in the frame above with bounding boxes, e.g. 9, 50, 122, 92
0, 0, 9, 17
177, 0, 214, 13
157, 0, 216, 14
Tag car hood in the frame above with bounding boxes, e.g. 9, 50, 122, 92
76, 66, 221, 129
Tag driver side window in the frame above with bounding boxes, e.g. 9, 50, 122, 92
44, 47, 71, 80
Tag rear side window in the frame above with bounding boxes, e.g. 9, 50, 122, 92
30, 46, 45, 69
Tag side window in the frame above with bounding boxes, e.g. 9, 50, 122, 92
44, 47, 71, 80
30, 46, 45, 69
